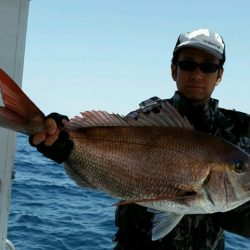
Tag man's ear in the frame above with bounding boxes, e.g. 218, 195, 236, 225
215, 68, 224, 86
171, 63, 177, 81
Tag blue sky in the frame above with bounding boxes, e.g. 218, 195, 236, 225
22, 0, 250, 117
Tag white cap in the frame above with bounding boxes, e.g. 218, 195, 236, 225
174, 28, 225, 60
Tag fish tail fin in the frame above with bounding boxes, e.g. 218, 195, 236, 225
0, 68, 45, 135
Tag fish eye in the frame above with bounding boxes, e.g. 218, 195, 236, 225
234, 160, 246, 173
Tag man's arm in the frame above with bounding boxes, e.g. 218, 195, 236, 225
212, 202, 250, 238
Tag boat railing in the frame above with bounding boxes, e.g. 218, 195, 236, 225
0, 1, 29, 250
5, 239, 15, 250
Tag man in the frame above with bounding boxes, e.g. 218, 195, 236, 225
31, 28, 250, 249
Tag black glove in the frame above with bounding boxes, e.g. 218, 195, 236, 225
29, 113, 74, 164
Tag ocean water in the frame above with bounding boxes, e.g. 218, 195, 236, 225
8, 134, 116, 250
7, 134, 250, 250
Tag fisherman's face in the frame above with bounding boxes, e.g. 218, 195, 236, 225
171, 47, 223, 104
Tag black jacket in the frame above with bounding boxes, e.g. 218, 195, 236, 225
113, 92, 250, 250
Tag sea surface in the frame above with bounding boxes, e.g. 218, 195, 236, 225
7, 134, 250, 250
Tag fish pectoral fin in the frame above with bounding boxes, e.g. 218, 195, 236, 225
150, 210, 184, 241
116, 192, 197, 206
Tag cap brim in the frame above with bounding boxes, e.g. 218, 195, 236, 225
175, 43, 223, 59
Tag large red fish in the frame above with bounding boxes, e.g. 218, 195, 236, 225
0, 69, 250, 240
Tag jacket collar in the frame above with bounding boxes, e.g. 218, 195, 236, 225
169, 91, 220, 133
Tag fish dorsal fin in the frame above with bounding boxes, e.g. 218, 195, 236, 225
66, 102, 192, 130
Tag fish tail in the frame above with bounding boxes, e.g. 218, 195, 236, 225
0, 68, 45, 135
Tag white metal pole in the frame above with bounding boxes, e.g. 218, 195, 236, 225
0, 0, 30, 249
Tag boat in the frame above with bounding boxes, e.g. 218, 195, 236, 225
0, 1, 29, 249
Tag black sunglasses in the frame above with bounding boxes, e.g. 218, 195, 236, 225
177, 61, 219, 73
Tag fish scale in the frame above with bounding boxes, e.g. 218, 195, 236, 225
66, 127, 224, 203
